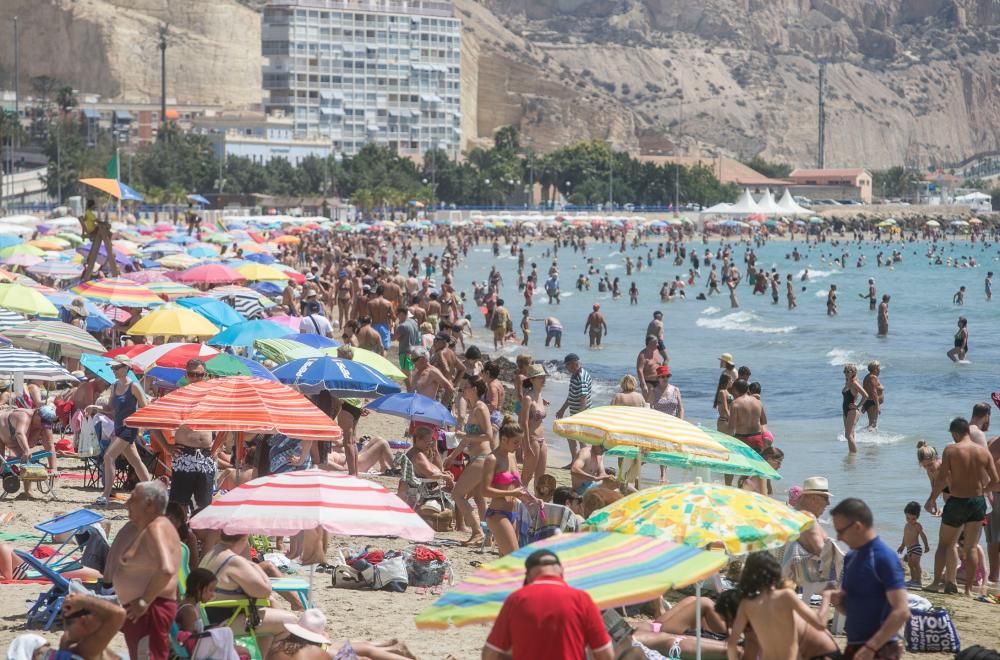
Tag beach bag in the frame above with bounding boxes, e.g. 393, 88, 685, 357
370, 554, 408, 592
331, 565, 369, 590
405, 546, 453, 587
905, 608, 960, 653
77, 417, 100, 457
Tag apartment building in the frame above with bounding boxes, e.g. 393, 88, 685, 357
261, 0, 461, 158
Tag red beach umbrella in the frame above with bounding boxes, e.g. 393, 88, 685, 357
176, 264, 247, 286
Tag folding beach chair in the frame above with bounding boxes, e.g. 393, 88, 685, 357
14, 549, 72, 631
12, 508, 104, 579
201, 599, 265, 660
270, 576, 312, 609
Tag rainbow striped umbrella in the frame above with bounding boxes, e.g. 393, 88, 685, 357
189, 469, 432, 541
73, 277, 164, 307
584, 481, 814, 555
125, 376, 342, 442
414, 532, 726, 629
553, 405, 729, 458
145, 280, 200, 298
3, 320, 105, 358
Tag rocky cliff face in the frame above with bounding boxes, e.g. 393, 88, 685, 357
1, 0, 262, 107
3, 0, 998, 168
461, 0, 1000, 168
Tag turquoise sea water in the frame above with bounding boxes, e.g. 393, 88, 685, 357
452, 234, 999, 545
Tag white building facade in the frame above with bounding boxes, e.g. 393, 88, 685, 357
262, 0, 461, 158
193, 113, 333, 165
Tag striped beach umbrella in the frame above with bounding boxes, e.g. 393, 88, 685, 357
125, 376, 342, 442
0, 348, 77, 382
584, 481, 815, 555
188, 469, 432, 541
414, 532, 726, 629
26, 262, 84, 280
127, 342, 221, 371
0, 283, 60, 317
73, 278, 163, 308
254, 338, 322, 364
320, 346, 406, 383
553, 405, 729, 458
145, 280, 200, 298
3, 320, 105, 358
0, 308, 27, 332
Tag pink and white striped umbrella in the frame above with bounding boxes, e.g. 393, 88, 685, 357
189, 469, 434, 541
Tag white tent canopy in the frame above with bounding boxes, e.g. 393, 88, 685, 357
754, 189, 782, 215
955, 192, 990, 202
700, 202, 734, 215
726, 189, 761, 215
776, 189, 812, 216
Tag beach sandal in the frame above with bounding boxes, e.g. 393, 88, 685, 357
923, 584, 942, 593
944, 583, 959, 594
469, 560, 483, 568
94, 496, 108, 506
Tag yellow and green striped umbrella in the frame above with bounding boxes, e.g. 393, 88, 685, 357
0, 282, 60, 316
254, 338, 322, 364
3, 320, 104, 358
553, 405, 728, 458
415, 532, 725, 629
584, 481, 814, 555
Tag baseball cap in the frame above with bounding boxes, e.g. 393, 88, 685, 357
524, 549, 561, 572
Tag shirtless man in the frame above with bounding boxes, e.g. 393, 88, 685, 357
645, 311, 669, 362
584, 304, 607, 348
924, 417, 1000, 594
108, 481, 181, 660
381, 277, 403, 314
368, 286, 395, 352
877, 294, 890, 336
861, 361, 884, 430
0, 405, 58, 475
430, 333, 463, 406
407, 347, 456, 400
570, 445, 616, 496
968, 402, 990, 448
635, 335, 665, 398
729, 379, 767, 454
356, 316, 385, 355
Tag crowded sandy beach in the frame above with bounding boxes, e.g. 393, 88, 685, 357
1, 210, 1000, 660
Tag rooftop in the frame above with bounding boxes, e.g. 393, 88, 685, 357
265, 0, 455, 18
789, 168, 870, 178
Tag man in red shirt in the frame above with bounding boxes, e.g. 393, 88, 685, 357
482, 549, 614, 660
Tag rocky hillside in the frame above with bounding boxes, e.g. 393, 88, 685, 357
461, 0, 1000, 168
3, 0, 999, 168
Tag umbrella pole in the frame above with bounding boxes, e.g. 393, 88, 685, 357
696, 580, 702, 660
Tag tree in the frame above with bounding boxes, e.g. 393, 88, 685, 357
56, 86, 78, 118
872, 167, 920, 200
743, 156, 792, 179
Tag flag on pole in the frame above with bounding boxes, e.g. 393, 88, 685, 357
105, 151, 119, 180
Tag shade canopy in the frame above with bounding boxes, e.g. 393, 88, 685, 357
128, 305, 221, 339
271, 356, 401, 398
3, 320, 105, 358
553, 406, 729, 458
0, 348, 77, 382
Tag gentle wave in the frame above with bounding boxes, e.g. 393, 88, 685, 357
827, 348, 861, 366
695, 311, 796, 334
837, 429, 908, 446
796, 268, 838, 279
701, 306, 721, 316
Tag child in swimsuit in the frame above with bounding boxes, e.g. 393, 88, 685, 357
481, 417, 539, 557
896, 501, 929, 588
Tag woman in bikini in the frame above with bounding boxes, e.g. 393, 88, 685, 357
481, 418, 539, 556
841, 364, 867, 454
518, 364, 549, 496
335, 271, 353, 331
445, 376, 493, 545
714, 373, 733, 436
946, 316, 969, 362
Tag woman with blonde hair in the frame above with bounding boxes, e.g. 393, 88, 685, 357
841, 364, 866, 453
611, 374, 647, 407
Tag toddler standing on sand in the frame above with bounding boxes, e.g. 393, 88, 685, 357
897, 501, 930, 588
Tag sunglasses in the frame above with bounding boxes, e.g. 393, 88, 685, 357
186, 370, 207, 378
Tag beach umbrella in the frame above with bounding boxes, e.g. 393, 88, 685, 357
72, 278, 163, 308
0, 268, 19, 282
606, 429, 781, 480
158, 254, 203, 270
125, 376, 343, 442
0, 283, 60, 317
189, 469, 432, 541
254, 338, 323, 364
0, 348, 77, 382
0, 307, 27, 332
279, 333, 339, 350
146, 280, 200, 298
151, 354, 278, 387
176, 297, 245, 329
365, 392, 456, 427
56, 233, 83, 247
208, 319, 290, 348
128, 305, 221, 339
28, 238, 71, 251
0, 244, 45, 259
127, 342, 221, 371
263, 314, 300, 331
26, 262, 84, 280
80, 353, 140, 385
187, 194, 211, 206
2, 320, 104, 358
553, 406, 729, 458
320, 346, 406, 382
79, 177, 144, 201
1, 253, 43, 267
584, 480, 814, 555
142, 241, 185, 256
414, 532, 726, 629
236, 263, 289, 282
271, 356, 401, 399
176, 264, 245, 286
122, 269, 172, 284
925, 220, 940, 228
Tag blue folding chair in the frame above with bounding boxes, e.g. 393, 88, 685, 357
12, 509, 104, 579
14, 549, 73, 631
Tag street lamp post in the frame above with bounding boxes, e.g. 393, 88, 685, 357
158, 25, 168, 141
608, 143, 614, 210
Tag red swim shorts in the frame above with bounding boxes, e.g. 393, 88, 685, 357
121, 597, 177, 660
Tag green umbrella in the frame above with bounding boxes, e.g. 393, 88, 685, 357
606, 425, 780, 479
254, 337, 322, 364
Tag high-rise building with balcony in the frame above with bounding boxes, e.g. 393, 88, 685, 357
262, 0, 461, 158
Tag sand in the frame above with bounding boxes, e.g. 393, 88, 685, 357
2, 382, 998, 658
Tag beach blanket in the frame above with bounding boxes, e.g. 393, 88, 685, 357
0, 532, 39, 542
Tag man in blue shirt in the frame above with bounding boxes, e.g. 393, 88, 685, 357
830, 498, 910, 660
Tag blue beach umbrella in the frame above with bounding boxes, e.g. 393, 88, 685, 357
280, 333, 340, 349
44, 292, 114, 332
80, 353, 139, 385
207, 319, 290, 347
244, 253, 275, 265
176, 297, 246, 329
271, 356, 401, 398
0, 236, 23, 249
366, 392, 456, 426
251, 281, 283, 296
187, 194, 211, 206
